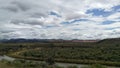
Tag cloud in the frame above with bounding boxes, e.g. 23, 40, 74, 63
1, 5, 18, 13
10, 18, 45, 26
0, 0, 120, 39
11, 1, 32, 11
107, 12, 120, 21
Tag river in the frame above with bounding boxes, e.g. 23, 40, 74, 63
0, 55, 14, 61
0, 55, 119, 68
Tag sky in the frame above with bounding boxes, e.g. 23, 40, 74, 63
0, 0, 120, 40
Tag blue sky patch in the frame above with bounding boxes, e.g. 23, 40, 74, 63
105, 27, 120, 30
61, 19, 89, 25
71, 19, 89, 23
86, 9, 112, 17
43, 25, 56, 29
72, 28, 81, 31
49, 11, 61, 17
112, 5, 120, 12
101, 20, 115, 25
86, 5, 120, 17
61, 21, 71, 25
105, 28, 115, 30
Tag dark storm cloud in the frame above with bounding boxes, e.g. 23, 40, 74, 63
0, 0, 32, 12
10, 19, 44, 26
0, 5, 19, 12
11, 1, 32, 11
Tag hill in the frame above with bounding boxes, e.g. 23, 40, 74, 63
0, 38, 98, 43
97, 38, 120, 44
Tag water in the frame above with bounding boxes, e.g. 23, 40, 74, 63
55, 62, 119, 68
0, 55, 14, 61
55, 62, 87, 68
0, 55, 119, 68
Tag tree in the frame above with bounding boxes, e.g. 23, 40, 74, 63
41, 43, 55, 65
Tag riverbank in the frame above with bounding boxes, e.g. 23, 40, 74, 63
8, 53, 120, 67
7, 47, 120, 67
1, 55, 119, 68
0, 55, 85, 68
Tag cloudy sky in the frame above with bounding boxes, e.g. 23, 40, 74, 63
0, 0, 120, 40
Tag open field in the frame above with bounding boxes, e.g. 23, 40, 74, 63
0, 38, 120, 68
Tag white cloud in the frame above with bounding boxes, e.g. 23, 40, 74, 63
0, 0, 120, 39
107, 12, 120, 21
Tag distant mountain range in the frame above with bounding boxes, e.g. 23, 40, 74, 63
0, 38, 98, 43
1, 38, 120, 43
